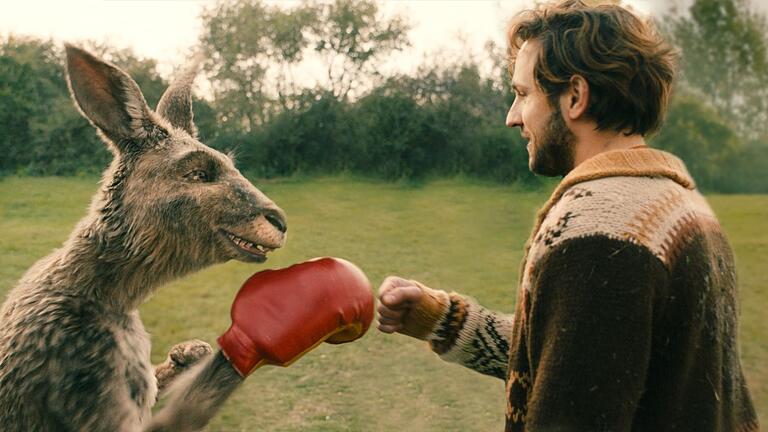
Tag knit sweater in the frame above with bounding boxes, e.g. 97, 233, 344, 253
402, 148, 759, 432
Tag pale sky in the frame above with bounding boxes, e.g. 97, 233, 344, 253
0, 0, 673, 80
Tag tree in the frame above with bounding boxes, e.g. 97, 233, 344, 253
0, 37, 39, 172
652, 95, 741, 191
0, 36, 92, 175
199, 0, 318, 131
665, 0, 768, 140
312, 0, 411, 100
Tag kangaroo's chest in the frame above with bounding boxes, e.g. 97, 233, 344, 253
113, 313, 157, 420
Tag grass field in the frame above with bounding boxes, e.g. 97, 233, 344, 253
1, 176, 765, 431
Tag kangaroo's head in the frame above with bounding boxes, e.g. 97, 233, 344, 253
64, 45, 287, 276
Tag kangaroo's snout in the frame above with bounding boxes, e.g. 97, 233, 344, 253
265, 210, 287, 234
215, 176, 288, 263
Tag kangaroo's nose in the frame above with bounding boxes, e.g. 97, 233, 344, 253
265, 210, 287, 233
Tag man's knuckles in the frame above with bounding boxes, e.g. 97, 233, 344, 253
382, 275, 410, 287
380, 285, 422, 306
378, 276, 413, 295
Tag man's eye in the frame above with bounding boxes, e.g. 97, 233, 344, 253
186, 169, 209, 182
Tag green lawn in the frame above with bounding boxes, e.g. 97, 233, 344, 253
1, 176, 765, 430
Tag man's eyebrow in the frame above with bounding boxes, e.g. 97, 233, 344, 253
512, 83, 530, 93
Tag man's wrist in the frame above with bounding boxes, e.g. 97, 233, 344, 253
399, 282, 451, 340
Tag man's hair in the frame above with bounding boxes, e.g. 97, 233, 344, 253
507, 0, 677, 136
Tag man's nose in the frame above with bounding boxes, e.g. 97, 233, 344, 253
506, 104, 522, 129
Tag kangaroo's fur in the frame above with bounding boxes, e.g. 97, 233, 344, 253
0, 45, 287, 431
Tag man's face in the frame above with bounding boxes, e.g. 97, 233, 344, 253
506, 40, 575, 177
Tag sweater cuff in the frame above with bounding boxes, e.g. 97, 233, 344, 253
428, 292, 473, 355
398, 282, 451, 340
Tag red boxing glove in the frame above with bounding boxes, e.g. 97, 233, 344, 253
217, 257, 374, 377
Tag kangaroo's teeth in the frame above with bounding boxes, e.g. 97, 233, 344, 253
225, 231, 271, 255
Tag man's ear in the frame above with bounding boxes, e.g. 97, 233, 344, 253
65, 44, 165, 152
561, 75, 590, 120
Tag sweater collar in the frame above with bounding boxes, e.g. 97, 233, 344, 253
519, 148, 695, 282
558, 147, 695, 192
538, 147, 695, 227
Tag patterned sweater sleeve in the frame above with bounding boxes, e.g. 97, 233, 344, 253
398, 283, 513, 380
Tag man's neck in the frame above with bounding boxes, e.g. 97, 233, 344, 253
572, 128, 647, 168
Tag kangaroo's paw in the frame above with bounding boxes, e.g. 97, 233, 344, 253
156, 339, 213, 392
169, 339, 213, 367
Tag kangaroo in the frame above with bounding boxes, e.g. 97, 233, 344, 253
0, 45, 288, 431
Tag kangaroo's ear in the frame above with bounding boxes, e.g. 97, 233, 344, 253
156, 62, 199, 138
65, 44, 165, 151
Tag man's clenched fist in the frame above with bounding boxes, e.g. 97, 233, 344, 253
377, 276, 424, 334
377, 276, 450, 340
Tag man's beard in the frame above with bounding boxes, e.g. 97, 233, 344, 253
529, 106, 576, 177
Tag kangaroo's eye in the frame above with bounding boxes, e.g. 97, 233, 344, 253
185, 169, 209, 182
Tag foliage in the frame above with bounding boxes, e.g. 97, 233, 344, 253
312, 0, 411, 99
0, 36, 108, 175
222, 61, 535, 184
198, 0, 410, 131
199, 0, 318, 130
651, 94, 741, 191
666, 0, 768, 141
0, 35, 176, 175
1, 0, 766, 192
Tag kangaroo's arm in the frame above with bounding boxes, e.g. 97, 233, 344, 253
144, 350, 243, 432
145, 257, 374, 431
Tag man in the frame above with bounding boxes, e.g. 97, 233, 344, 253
376, 1, 759, 431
